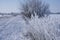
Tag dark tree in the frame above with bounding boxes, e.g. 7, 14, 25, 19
20, 0, 50, 18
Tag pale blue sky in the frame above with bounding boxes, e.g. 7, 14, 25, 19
0, 0, 60, 13
43, 0, 60, 13
0, 0, 19, 13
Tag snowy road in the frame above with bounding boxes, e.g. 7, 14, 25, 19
0, 16, 26, 40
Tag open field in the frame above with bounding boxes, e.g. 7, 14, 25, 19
0, 14, 60, 40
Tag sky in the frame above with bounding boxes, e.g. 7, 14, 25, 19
0, 0, 20, 13
43, 0, 60, 13
0, 0, 60, 13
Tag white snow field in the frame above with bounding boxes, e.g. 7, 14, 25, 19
0, 14, 60, 40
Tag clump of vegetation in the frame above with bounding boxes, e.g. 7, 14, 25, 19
21, 0, 50, 19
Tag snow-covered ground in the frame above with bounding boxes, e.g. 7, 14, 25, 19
0, 14, 60, 40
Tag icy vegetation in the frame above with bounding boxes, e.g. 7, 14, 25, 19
0, 14, 60, 40
22, 14, 60, 40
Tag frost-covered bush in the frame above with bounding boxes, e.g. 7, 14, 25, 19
21, 0, 50, 19
21, 14, 60, 40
